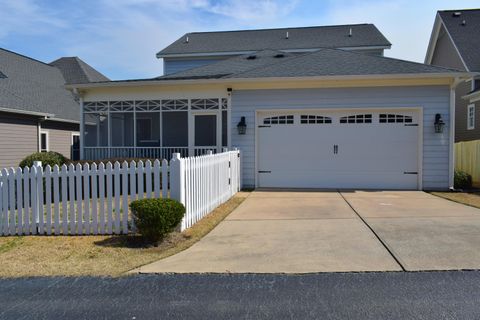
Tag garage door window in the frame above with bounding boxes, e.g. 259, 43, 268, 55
300, 115, 332, 124
263, 115, 294, 125
379, 114, 412, 123
340, 114, 372, 124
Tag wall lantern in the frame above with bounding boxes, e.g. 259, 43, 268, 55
237, 116, 247, 135
434, 113, 445, 133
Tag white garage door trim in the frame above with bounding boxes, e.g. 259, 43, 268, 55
254, 107, 423, 190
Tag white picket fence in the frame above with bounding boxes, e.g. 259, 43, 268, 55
0, 150, 240, 236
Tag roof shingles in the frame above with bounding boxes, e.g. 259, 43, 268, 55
158, 48, 460, 81
439, 9, 480, 71
0, 48, 108, 121
157, 24, 391, 57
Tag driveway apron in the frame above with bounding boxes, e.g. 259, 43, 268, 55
135, 190, 401, 273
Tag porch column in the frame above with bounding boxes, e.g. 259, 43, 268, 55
187, 99, 194, 156
216, 98, 222, 153
79, 95, 85, 160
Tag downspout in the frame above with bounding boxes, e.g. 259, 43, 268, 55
449, 77, 463, 189
37, 116, 48, 152
37, 120, 41, 152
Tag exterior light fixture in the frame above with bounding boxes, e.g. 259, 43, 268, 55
237, 116, 247, 135
434, 113, 445, 133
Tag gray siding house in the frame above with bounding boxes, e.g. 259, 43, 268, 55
69, 24, 468, 190
0, 49, 108, 168
425, 9, 480, 142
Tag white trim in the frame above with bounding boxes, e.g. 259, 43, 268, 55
39, 130, 49, 152
425, 14, 469, 71
254, 107, 423, 190
425, 14, 442, 64
467, 104, 475, 130
190, 111, 220, 151
67, 72, 468, 89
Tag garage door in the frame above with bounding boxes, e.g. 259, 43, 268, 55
257, 109, 420, 189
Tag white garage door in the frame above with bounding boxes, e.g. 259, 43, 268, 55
257, 109, 420, 189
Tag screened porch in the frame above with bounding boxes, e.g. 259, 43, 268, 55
81, 98, 229, 160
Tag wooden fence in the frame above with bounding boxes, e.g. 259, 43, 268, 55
0, 150, 240, 236
455, 140, 480, 187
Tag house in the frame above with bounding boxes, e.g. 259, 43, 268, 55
425, 9, 480, 142
68, 24, 468, 190
0, 49, 109, 168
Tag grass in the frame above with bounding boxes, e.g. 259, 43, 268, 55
431, 191, 480, 209
0, 192, 249, 277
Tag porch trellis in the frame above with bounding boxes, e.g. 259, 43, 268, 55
82, 98, 229, 160
0, 150, 240, 236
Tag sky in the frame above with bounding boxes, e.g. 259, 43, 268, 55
0, 0, 478, 80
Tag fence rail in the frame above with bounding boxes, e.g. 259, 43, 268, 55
0, 150, 240, 236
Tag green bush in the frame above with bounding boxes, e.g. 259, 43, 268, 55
454, 170, 472, 189
19, 151, 68, 169
130, 198, 185, 242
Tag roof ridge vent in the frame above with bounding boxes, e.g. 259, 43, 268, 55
453, 12, 462, 17
348, 28, 352, 37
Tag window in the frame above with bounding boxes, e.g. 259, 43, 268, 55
340, 114, 372, 124
300, 115, 332, 124
40, 131, 49, 152
379, 114, 413, 123
263, 115, 294, 125
468, 104, 475, 130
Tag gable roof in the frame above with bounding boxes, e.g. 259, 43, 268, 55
159, 48, 461, 81
426, 9, 480, 72
0, 48, 106, 122
50, 57, 109, 84
157, 24, 391, 58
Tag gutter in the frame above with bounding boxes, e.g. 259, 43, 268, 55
0, 106, 79, 124
0, 106, 54, 118
463, 90, 480, 102
66, 72, 471, 90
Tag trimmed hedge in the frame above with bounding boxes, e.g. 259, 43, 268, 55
19, 151, 68, 169
454, 170, 472, 189
130, 198, 185, 242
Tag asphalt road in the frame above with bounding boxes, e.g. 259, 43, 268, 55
1, 271, 480, 319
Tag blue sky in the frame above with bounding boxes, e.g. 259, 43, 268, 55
0, 0, 477, 80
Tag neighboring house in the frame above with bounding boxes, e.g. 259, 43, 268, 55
425, 9, 480, 142
0, 49, 109, 168
69, 24, 468, 190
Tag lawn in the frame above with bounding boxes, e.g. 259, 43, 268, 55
431, 191, 480, 209
0, 192, 249, 277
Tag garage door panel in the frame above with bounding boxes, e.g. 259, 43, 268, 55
257, 109, 420, 190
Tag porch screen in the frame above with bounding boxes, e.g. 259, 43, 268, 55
110, 113, 134, 147
162, 112, 188, 146
84, 113, 108, 147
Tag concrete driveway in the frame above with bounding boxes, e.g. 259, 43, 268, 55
135, 190, 480, 273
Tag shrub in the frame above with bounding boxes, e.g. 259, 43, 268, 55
454, 170, 472, 189
130, 198, 185, 242
19, 151, 68, 168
